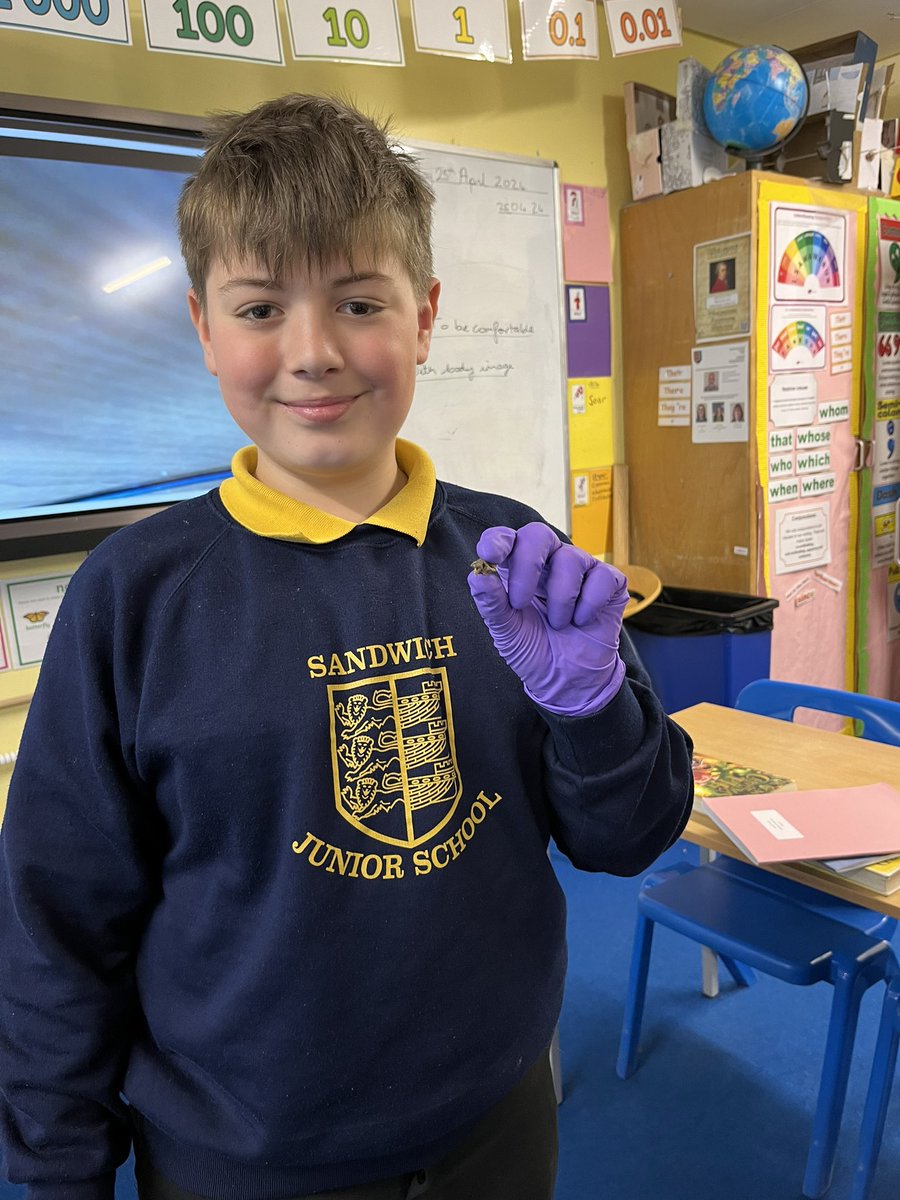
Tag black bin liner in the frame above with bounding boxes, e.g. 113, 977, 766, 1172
627, 586, 779, 637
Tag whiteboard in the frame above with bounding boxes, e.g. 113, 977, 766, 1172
401, 141, 569, 532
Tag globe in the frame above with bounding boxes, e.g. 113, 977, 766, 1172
703, 45, 809, 165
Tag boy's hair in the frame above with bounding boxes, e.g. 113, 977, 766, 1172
178, 93, 435, 307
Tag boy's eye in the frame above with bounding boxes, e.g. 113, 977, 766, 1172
342, 300, 379, 317
240, 303, 276, 321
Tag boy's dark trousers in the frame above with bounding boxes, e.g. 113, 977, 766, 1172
134, 1048, 558, 1200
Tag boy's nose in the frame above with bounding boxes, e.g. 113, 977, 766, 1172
283, 313, 343, 376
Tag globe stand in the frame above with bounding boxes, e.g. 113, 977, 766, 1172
735, 145, 788, 172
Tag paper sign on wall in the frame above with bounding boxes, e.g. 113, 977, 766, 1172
285, 0, 401, 64
603, 0, 681, 57
1, 572, 75, 669
0, 0, 130, 42
568, 377, 614, 467
411, 0, 511, 60
561, 183, 612, 282
143, 0, 283, 63
691, 342, 749, 443
570, 467, 613, 556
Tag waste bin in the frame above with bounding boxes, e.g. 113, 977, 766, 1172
625, 587, 779, 713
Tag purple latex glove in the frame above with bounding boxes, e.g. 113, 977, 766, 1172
467, 523, 628, 717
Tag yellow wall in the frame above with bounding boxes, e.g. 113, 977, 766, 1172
0, 12, 734, 816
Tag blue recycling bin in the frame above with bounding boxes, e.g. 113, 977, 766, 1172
626, 587, 779, 714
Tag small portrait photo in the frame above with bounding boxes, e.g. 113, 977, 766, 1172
709, 257, 736, 295
704, 371, 720, 393
695, 401, 708, 423
712, 401, 725, 423
731, 402, 745, 423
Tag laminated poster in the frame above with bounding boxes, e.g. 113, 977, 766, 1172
691, 342, 749, 443
1, 572, 75, 670
772, 205, 847, 304
693, 233, 751, 342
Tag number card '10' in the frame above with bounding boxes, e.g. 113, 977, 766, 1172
603, 0, 681, 57
285, 0, 404, 63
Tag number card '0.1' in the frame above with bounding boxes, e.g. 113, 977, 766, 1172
0, 0, 130, 44
520, 0, 598, 61
142, 0, 283, 62
285, 0, 403, 64
603, 0, 681, 57
411, 0, 511, 62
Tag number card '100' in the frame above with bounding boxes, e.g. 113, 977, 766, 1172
142, 0, 284, 62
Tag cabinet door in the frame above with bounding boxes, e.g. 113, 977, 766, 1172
622, 173, 757, 592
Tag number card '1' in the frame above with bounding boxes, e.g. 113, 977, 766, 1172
603, 0, 681, 57
411, 0, 511, 62
0, 0, 130, 44
142, 0, 283, 62
520, 0, 598, 61
285, 0, 403, 64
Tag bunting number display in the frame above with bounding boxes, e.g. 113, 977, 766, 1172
285, 0, 403, 63
411, 0, 511, 62
520, 0, 598, 60
142, 0, 283, 60
603, 0, 681, 57
0, 0, 130, 42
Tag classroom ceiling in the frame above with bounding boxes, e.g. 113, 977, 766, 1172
676, 1, 900, 61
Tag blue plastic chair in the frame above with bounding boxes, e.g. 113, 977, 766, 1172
616, 679, 900, 1198
736, 678, 900, 747
852, 972, 900, 1200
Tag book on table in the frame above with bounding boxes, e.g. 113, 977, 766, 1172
691, 754, 794, 800
805, 854, 900, 895
701, 782, 900, 866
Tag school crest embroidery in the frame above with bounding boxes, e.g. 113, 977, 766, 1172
329, 668, 462, 847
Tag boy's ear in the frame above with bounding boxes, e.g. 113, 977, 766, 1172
416, 278, 441, 365
187, 288, 219, 378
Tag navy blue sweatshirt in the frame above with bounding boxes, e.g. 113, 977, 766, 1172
0, 444, 692, 1200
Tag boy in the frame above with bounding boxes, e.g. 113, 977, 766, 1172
0, 94, 693, 1200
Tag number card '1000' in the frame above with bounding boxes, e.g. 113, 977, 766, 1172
603, 0, 681, 57
0, 0, 130, 42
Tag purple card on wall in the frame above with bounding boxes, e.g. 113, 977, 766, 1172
566, 285, 611, 378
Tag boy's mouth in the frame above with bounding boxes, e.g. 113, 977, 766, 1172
280, 396, 356, 424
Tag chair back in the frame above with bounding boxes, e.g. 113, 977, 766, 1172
735, 679, 900, 748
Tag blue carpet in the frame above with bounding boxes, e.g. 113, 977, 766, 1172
2, 841, 898, 1200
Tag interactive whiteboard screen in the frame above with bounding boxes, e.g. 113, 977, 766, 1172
0, 104, 568, 549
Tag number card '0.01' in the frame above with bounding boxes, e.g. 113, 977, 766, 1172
603, 0, 681, 57
0, 0, 130, 44
520, 0, 598, 61
285, 0, 403, 64
411, 0, 511, 62
142, 0, 283, 62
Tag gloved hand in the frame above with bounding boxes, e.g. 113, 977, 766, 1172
467, 523, 628, 717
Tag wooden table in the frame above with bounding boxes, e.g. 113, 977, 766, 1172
672, 702, 900, 919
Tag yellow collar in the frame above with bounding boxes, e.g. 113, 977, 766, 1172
218, 439, 436, 546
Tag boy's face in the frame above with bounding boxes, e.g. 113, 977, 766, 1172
188, 254, 440, 502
